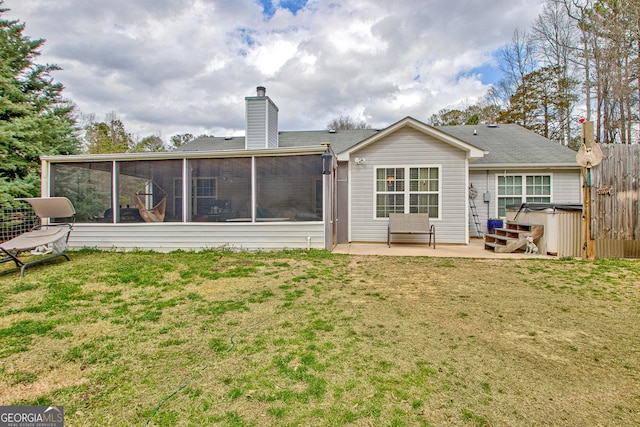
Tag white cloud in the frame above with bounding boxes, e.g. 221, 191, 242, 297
246, 36, 299, 76
4, 0, 544, 139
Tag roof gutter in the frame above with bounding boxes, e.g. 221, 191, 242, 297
469, 162, 580, 170
41, 145, 327, 163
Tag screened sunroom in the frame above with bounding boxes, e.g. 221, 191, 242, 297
40, 146, 334, 251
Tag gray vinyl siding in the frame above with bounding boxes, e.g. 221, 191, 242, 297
268, 101, 278, 148
551, 169, 581, 203
246, 98, 279, 149
246, 99, 267, 149
350, 127, 468, 244
468, 170, 494, 236
469, 168, 581, 235
67, 222, 325, 252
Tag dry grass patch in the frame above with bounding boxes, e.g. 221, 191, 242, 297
0, 250, 638, 426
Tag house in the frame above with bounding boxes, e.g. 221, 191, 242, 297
39, 87, 581, 251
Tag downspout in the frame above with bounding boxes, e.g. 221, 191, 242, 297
182, 158, 189, 222
486, 170, 490, 219
465, 158, 470, 244
251, 156, 256, 222
322, 143, 334, 250
40, 158, 49, 197
112, 161, 118, 224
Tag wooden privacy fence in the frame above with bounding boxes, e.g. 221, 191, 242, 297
590, 144, 640, 257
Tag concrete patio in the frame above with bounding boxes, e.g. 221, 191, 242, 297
332, 238, 555, 259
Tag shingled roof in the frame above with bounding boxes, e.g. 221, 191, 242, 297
177, 129, 379, 154
438, 124, 578, 167
177, 123, 578, 168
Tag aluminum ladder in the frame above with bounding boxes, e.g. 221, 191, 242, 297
469, 184, 483, 238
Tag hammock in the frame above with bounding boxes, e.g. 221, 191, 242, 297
135, 183, 167, 222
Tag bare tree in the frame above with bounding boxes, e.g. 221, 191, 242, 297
590, 0, 638, 143
557, 0, 639, 143
489, 29, 538, 128
486, 0, 639, 144
326, 115, 370, 130
498, 29, 538, 103
531, 2, 581, 145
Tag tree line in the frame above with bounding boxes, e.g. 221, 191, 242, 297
80, 112, 198, 154
430, 0, 640, 147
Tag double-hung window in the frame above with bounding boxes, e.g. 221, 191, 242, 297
376, 166, 440, 219
497, 174, 551, 217
174, 177, 218, 220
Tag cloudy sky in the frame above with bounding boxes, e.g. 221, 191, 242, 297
5, 0, 544, 141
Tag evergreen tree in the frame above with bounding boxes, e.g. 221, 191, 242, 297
0, 3, 79, 205
428, 104, 503, 126
130, 135, 167, 153
499, 65, 578, 141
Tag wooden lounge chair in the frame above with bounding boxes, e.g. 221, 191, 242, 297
0, 197, 76, 277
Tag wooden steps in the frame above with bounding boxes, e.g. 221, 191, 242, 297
484, 221, 544, 253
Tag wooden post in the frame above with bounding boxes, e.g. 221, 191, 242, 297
581, 121, 595, 260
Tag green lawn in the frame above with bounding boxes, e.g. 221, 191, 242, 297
1, 249, 639, 426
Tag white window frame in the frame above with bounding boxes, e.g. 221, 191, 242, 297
174, 177, 218, 220
495, 173, 553, 218
374, 165, 441, 220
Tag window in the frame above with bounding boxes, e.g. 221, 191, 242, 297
192, 178, 217, 219
409, 167, 439, 218
526, 175, 551, 202
376, 166, 440, 218
497, 175, 522, 218
175, 177, 218, 221
376, 168, 404, 217
497, 174, 551, 217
